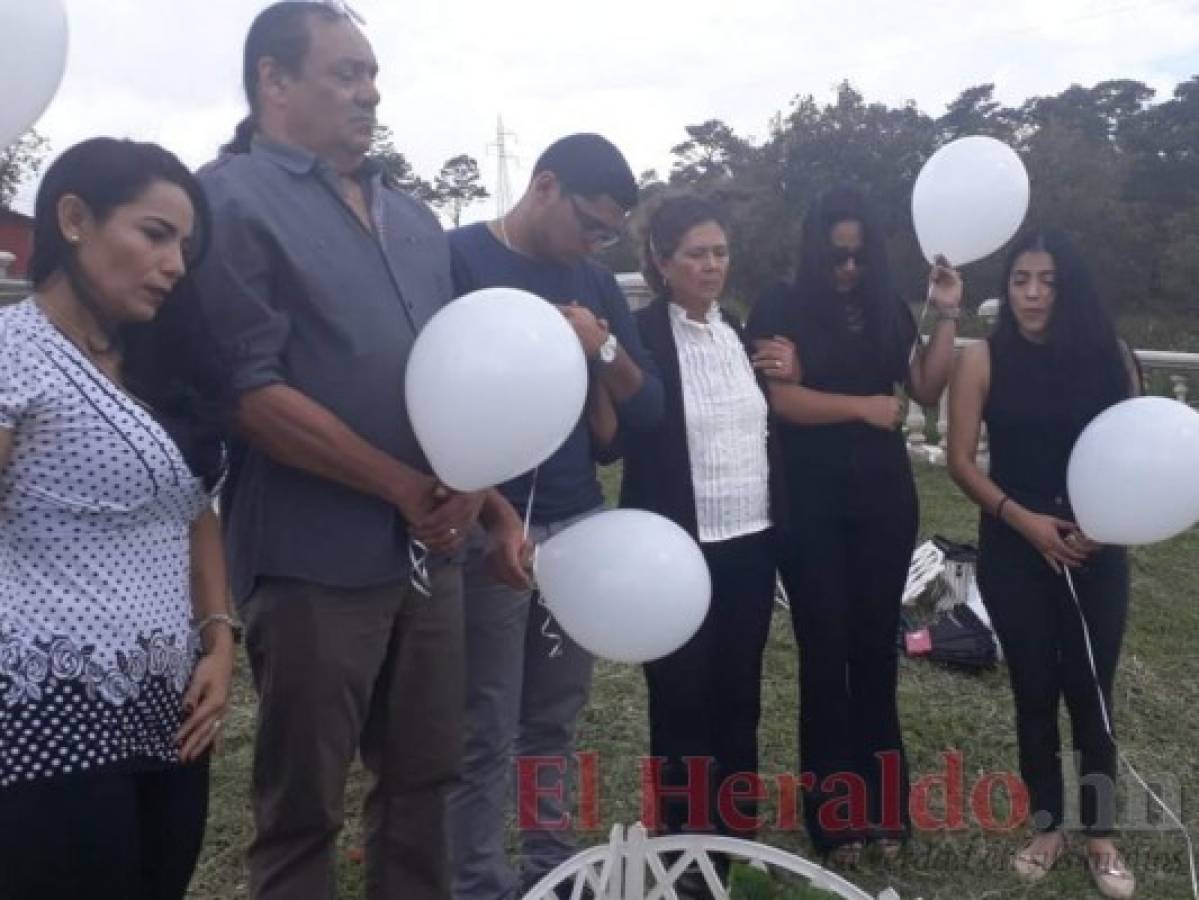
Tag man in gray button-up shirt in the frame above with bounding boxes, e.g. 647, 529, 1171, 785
191, 5, 523, 899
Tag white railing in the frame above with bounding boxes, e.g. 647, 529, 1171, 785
5, 270, 1196, 442
902, 339, 1199, 467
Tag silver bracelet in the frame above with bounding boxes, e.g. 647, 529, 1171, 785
935, 307, 962, 321
193, 612, 243, 644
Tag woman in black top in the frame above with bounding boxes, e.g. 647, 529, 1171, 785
747, 184, 961, 862
948, 228, 1139, 899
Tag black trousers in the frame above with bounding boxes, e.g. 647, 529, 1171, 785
978, 511, 1128, 836
644, 528, 777, 840
0, 756, 210, 900
781, 494, 917, 853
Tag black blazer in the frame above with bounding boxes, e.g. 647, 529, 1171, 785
616, 298, 788, 541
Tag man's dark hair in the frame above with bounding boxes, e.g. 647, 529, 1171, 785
222, 2, 350, 154
532, 134, 638, 211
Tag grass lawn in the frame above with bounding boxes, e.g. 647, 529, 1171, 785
189, 465, 1199, 899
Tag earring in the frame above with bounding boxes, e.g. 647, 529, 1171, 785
67, 233, 80, 244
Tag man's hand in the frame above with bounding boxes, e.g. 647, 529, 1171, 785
486, 520, 534, 590
393, 473, 443, 529
556, 302, 610, 360
412, 486, 486, 554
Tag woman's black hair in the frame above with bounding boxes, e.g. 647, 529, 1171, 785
794, 183, 908, 381
993, 227, 1130, 417
31, 137, 209, 286
223, 2, 348, 154
641, 193, 729, 299
30, 137, 229, 487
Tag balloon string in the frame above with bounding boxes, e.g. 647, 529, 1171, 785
1063, 568, 1199, 899
522, 467, 563, 659
537, 590, 564, 660
523, 467, 539, 542
408, 539, 432, 598
907, 280, 934, 368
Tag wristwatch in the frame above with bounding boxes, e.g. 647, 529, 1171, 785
598, 333, 619, 364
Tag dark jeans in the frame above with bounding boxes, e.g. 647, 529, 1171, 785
644, 528, 777, 840
781, 498, 917, 853
0, 757, 210, 900
243, 567, 464, 900
978, 511, 1128, 836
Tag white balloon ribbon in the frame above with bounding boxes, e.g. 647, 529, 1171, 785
521, 469, 565, 660
408, 538, 432, 599
1063, 568, 1198, 899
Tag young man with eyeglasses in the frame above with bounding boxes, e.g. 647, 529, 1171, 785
446, 134, 664, 900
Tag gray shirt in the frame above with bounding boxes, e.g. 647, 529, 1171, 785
193, 137, 452, 602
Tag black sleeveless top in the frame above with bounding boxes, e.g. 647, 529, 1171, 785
748, 282, 916, 518
984, 330, 1128, 512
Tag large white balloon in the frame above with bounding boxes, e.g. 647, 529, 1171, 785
534, 510, 712, 664
406, 287, 587, 492
1067, 397, 1199, 545
911, 136, 1029, 266
0, 1, 69, 150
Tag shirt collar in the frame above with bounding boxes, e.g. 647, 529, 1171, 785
250, 135, 382, 182
668, 301, 722, 327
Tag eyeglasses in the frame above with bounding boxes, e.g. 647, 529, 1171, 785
831, 247, 866, 268
293, 0, 366, 25
568, 195, 622, 250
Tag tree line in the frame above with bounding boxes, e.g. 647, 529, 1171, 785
0, 125, 490, 229
612, 76, 1199, 315
5, 75, 1198, 311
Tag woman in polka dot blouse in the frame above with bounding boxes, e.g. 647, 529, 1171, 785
0, 138, 235, 900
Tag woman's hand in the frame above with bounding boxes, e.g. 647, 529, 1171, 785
928, 254, 963, 314
176, 640, 234, 763
1009, 508, 1089, 573
858, 394, 906, 431
752, 336, 799, 382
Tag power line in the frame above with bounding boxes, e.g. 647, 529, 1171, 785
488, 116, 519, 218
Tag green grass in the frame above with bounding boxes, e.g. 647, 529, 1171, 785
189, 466, 1199, 898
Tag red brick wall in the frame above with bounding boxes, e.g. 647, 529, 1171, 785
0, 214, 34, 277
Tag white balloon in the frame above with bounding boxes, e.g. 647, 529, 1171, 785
534, 510, 712, 664
911, 136, 1029, 266
0, 0, 69, 150
406, 287, 588, 492
1067, 397, 1199, 545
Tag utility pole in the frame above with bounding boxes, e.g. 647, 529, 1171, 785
489, 116, 518, 218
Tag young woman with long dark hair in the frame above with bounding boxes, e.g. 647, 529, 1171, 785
947, 228, 1140, 898
747, 183, 961, 863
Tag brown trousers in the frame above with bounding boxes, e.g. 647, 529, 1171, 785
243, 565, 464, 900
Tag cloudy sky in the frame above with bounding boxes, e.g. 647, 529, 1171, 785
13, 0, 1199, 219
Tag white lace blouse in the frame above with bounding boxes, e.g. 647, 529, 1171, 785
669, 302, 771, 543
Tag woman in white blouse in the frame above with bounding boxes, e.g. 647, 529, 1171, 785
611, 194, 795, 874
0, 138, 234, 899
